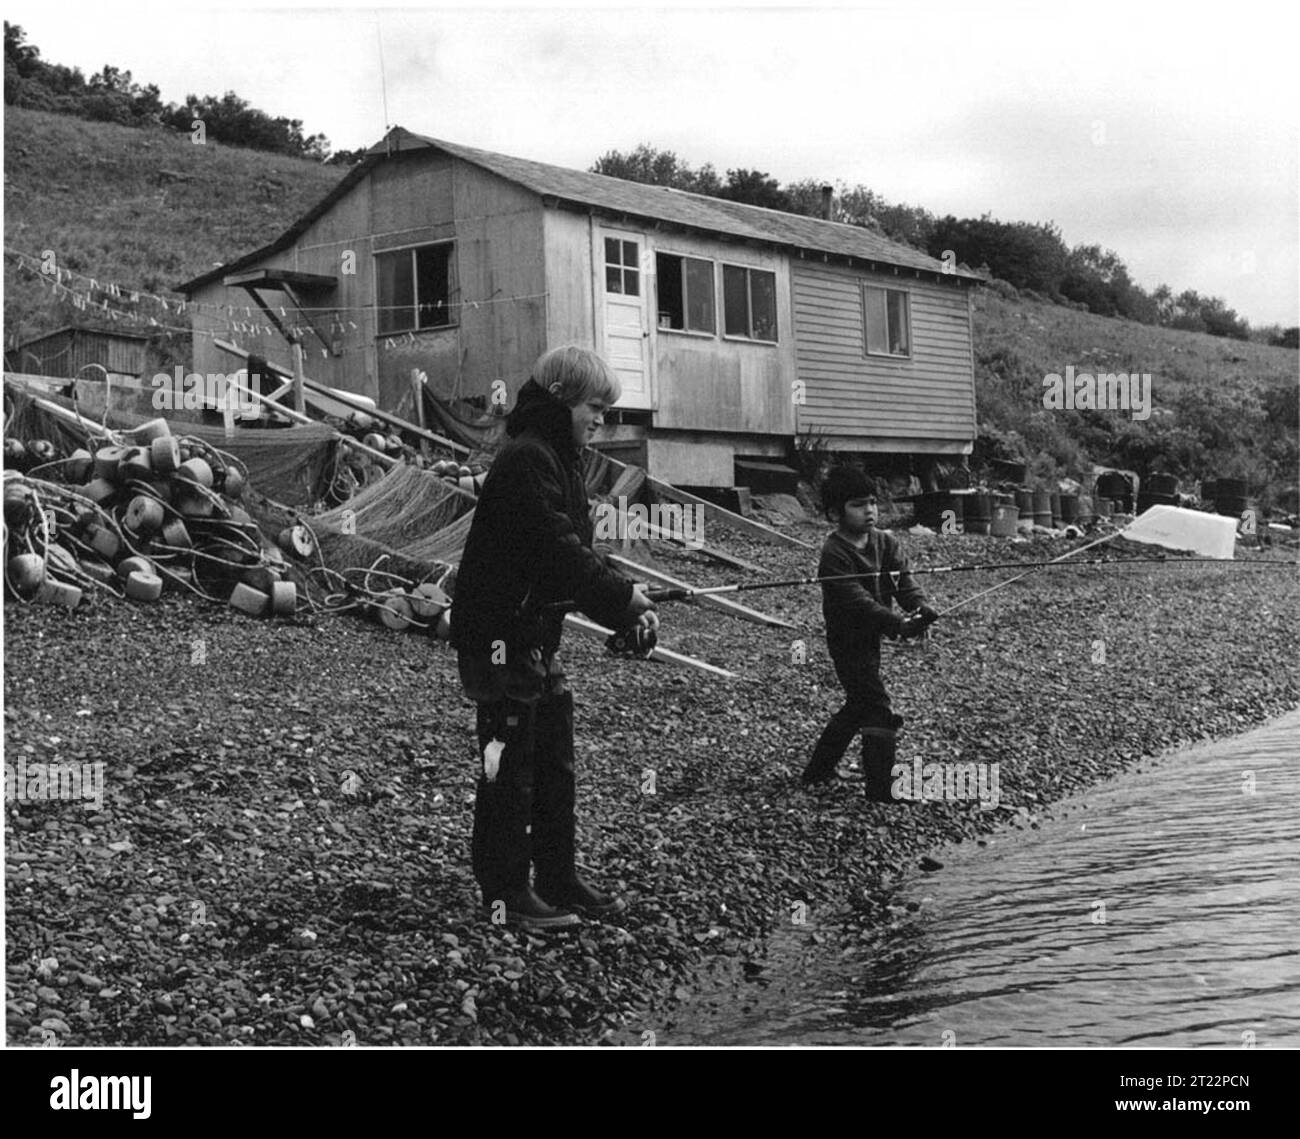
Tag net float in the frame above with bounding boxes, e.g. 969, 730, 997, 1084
117, 446, 153, 483
65, 448, 94, 481
176, 457, 214, 488
150, 435, 181, 473
229, 581, 269, 617
116, 555, 154, 580
277, 524, 317, 559
80, 478, 117, 506
377, 588, 415, 631
93, 446, 129, 481
28, 439, 57, 463
222, 467, 245, 500
124, 495, 165, 536
37, 579, 82, 609
270, 580, 297, 616
124, 569, 163, 602
409, 581, 450, 619
7, 553, 46, 599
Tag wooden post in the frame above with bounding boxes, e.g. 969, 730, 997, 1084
291, 340, 306, 416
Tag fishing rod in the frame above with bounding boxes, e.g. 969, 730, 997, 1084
576, 553, 1298, 609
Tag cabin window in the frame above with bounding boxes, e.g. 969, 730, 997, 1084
604, 237, 640, 296
655, 253, 716, 333
722, 265, 778, 342
862, 286, 911, 357
376, 243, 454, 334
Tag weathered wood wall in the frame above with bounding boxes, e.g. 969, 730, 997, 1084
792, 259, 976, 453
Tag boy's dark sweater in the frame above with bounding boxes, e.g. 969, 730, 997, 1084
819, 528, 926, 664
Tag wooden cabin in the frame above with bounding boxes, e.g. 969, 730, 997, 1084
7, 325, 151, 383
179, 128, 982, 487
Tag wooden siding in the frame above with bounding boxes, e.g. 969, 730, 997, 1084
652, 235, 795, 435
190, 154, 547, 413
792, 260, 975, 447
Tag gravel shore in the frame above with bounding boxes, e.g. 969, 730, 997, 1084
5, 521, 1298, 1046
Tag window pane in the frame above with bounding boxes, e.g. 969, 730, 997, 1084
377, 250, 414, 334
605, 237, 620, 265
622, 240, 638, 266
684, 257, 715, 333
657, 253, 684, 330
416, 244, 452, 328
886, 290, 910, 354
723, 265, 749, 336
606, 265, 623, 294
750, 270, 777, 341
863, 287, 888, 353
623, 268, 639, 297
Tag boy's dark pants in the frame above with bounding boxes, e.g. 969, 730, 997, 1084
472, 691, 578, 902
806, 655, 904, 800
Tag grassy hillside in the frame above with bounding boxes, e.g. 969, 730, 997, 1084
4, 105, 1297, 504
4, 107, 339, 364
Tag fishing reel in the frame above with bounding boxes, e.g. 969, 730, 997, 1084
605, 623, 658, 659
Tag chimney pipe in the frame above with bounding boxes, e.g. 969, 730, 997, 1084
820, 185, 834, 221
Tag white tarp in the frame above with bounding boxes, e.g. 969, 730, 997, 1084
1120, 504, 1237, 560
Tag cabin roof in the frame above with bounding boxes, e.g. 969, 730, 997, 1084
179, 127, 983, 293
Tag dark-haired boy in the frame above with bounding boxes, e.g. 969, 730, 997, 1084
801, 466, 938, 800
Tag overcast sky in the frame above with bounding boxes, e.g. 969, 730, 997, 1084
6, 0, 1297, 325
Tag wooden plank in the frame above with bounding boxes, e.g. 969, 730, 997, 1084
213, 339, 470, 455
606, 553, 795, 629
651, 478, 814, 549
564, 613, 735, 678
589, 449, 813, 549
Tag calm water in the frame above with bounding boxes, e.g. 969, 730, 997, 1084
675, 711, 1300, 1047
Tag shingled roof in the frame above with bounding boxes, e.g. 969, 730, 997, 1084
180, 127, 982, 293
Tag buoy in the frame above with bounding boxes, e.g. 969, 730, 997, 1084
363, 432, 387, 452
270, 580, 297, 616
409, 581, 450, 619
65, 448, 94, 481
150, 435, 180, 473
176, 457, 214, 488
4, 439, 27, 468
277, 525, 316, 559
124, 569, 163, 602
4, 482, 36, 526
229, 581, 269, 617
435, 607, 452, 641
178, 493, 215, 518
161, 519, 190, 549
131, 418, 172, 444
80, 478, 117, 506
222, 467, 245, 500
349, 411, 375, 432
28, 439, 57, 463
472, 472, 487, 495
45, 543, 80, 578
241, 565, 281, 593
124, 495, 164, 535
87, 526, 120, 561
93, 446, 128, 480
378, 588, 414, 631
7, 553, 46, 599
116, 555, 153, 580
117, 446, 153, 483
384, 434, 402, 453
227, 504, 252, 526
79, 561, 116, 585
38, 579, 82, 609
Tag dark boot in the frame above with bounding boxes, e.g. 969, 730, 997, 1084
802, 705, 861, 785
536, 875, 626, 917
471, 700, 535, 902
482, 885, 579, 931
530, 691, 578, 890
862, 726, 902, 804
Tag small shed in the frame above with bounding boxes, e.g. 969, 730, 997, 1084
179, 128, 984, 486
7, 325, 151, 382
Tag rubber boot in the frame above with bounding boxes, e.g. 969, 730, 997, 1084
471, 699, 535, 904
862, 726, 901, 804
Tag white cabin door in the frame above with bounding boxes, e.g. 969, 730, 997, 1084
599, 228, 652, 410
